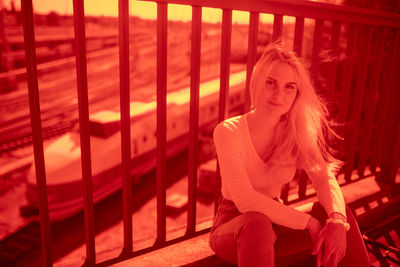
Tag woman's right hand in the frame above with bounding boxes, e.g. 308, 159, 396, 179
306, 216, 323, 242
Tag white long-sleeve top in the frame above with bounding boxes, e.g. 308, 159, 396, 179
213, 113, 346, 230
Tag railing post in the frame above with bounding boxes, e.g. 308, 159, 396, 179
293, 16, 304, 56
215, 8, 232, 212
376, 29, 400, 185
187, 5, 202, 236
311, 19, 323, 84
326, 21, 340, 100
357, 28, 387, 177
272, 14, 283, 42
388, 122, 400, 183
244, 12, 259, 113
72, 0, 96, 264
344, 26, 374, 182
156, 1, 168, 245
218, 9, 232, 123
21, 0, 52, 266
339, 23, 358, 145
118, 0, 133, 253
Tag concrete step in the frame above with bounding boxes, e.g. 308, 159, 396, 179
111, 176, 400, 266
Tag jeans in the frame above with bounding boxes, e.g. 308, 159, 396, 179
209, 198, 370, 267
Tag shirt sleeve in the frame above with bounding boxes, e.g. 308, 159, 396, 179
304, 161, 347, 219
213, 122, 311, 230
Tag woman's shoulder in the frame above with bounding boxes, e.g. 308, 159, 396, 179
214, 114, 246, 137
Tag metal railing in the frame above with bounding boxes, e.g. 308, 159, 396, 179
20, 0, 400, 266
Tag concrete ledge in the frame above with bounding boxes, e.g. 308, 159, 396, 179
113, 176, 385, 266
113, 233, 215, 267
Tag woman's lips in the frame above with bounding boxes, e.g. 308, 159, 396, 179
268, 101, 283, 106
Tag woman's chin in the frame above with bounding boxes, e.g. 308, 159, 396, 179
266, 107, 287, 117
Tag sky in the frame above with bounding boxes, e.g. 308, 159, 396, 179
2, 0, 280, 24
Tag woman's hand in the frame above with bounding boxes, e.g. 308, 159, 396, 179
312, 222, 347, 267
306, 216, 323, 242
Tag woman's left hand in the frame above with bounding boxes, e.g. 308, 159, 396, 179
312, 222, 347, 267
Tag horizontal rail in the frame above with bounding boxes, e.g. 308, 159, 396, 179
137, 0, 400, 27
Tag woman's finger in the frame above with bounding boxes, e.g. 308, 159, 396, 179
339, 247, 346, 262
317, 246, 323, 267
312, 236, 323, 256
328, 251, 338, 267
312, 227, 327, 255
322, 246, 334, 267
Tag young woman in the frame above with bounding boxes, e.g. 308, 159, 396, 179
209, 44, 370, 267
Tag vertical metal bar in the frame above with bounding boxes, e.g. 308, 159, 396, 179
388, 121, 400, 183
371, 30, 400, 173
214, 164, 222, 215
382, 30, 400, 184
72, 0, 95, 264
118, 0, 132, 252
357, 28, 387, 177
244, 12, 259, 113
186, 5, 202, 236
311, 19, 323, 84
280, 183, 289, 203
293, 16, 304, 56
272, 14, 283, 42
217, 9, 232, 123
339, 24, 358, 140
20, 1, 52, 266
156, 2, 167, 245
297, 170, 308, 199
0, 6, 14, 90
326, 21, 341, 99
216, 9, 232, 212
344, 26, 374, 182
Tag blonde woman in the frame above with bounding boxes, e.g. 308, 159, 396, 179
209, 44, 370, 267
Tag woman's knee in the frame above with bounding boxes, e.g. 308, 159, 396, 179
238, 212, 276, 243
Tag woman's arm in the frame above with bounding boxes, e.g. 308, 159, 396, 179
306, 162, 348, 266
214, 122, 311, 230
305, 162, 346, 219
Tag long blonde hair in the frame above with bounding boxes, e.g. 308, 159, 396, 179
250, 43, 341, 171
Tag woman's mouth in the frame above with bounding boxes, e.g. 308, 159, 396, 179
268, 101, 283, 107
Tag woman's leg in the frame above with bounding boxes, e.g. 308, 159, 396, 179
210, 211, 277, 267
339, 206, 370, 267
311, 203, 370, 267
273, 223, 314, 266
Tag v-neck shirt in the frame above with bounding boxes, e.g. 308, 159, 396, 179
213, 113, 346, 230
243, 113, 296, 196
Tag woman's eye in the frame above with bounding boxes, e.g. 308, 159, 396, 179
266, 80, 274, 86
285, 85, 296, 91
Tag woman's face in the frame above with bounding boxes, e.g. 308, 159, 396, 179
254, 61, 298, 117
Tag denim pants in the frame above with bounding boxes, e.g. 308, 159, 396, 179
209, 198, 370, 267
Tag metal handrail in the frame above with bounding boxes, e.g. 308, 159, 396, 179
138, 0, 400, 27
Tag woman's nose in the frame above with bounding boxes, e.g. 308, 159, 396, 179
272, 86, 284, 99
